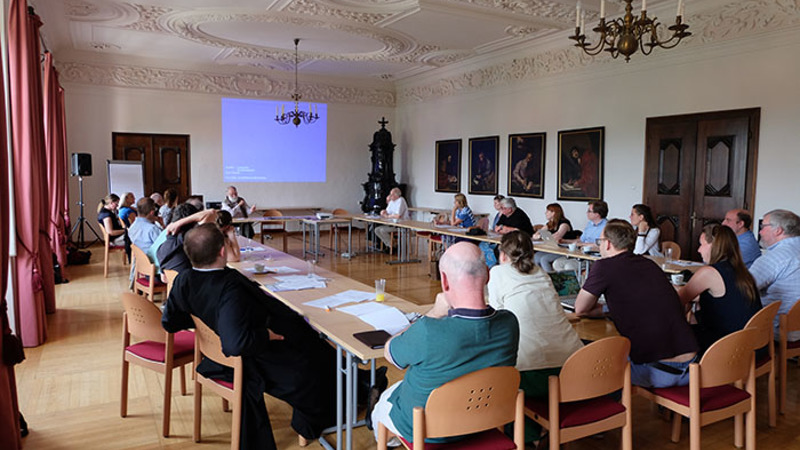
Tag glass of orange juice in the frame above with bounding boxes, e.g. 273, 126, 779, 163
375, 278, 386, 302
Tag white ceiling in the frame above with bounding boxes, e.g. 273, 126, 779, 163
29, 0, 642, 84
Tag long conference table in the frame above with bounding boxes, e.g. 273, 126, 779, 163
229, 236, 427, 450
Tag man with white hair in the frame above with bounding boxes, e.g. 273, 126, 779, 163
750, 209, 800, 339
371, 242, 519, 445
480, 197, 532, 267
222, 185, 256, 238
375, 187, 410, 252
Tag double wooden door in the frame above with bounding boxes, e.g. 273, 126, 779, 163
112, 133, 191, 200
644, 108, 760, 260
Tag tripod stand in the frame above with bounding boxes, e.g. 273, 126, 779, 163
70, 175, 101, 248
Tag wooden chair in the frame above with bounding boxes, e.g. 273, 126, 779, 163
525, 336, 632, 450
191, 315, 244, 450
163, 269, 179, 296
744, 301, 780, 426
100, 225, 127, 278
377, 366, 524, 450
778, 300, 800, 414
636, 328, 759, 450
120, 293, 194, 437
328, 208, 350, 251
260, 209, 287, 252
661, 240, 681, 260
131, 244, 167, 301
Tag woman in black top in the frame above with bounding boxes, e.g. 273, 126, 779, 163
533, 203, 576, 272
97, 193, 126, 246
679, 224, 761, 353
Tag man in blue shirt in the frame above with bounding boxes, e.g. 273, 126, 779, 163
127, 197, 162, 253
573, 200, 608, 250
371, 242, 519, 446
750, 209, 800, 340
723, 209, 761, 267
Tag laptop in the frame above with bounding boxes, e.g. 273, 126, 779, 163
548, 270, 582, 311
537, 229, 560, 247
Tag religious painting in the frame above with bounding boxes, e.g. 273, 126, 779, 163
435, 139, 461, 193
558, 127, 604, 201
508, 132, 546, 198
468, 135, 499, 195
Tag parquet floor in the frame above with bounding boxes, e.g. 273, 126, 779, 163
14, 233, 800, 449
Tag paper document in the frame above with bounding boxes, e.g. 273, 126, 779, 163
240, 246, 266, 252
244, 266, 301, 274
265, 275, 326, 292
338, 302, 410, 335
671, 260, 704, 267
304, 290, 374, 309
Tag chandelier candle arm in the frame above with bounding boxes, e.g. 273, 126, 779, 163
274, 38, 319, 127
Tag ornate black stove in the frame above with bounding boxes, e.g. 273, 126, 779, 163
360, 118, 400, 214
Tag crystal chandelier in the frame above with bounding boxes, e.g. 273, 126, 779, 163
569, 0, 690, 62
275, 38, 319, 127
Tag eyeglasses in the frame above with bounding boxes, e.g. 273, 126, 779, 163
759, 223, 774, 231
595, 238, 607, 245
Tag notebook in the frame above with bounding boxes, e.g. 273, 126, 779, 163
548, 270, 582, 311
353, 330, 392, 349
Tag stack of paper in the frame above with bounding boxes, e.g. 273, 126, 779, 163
265, 275, 326, 292
244, 266, 301, 274
303, 290, 375, 309
337, 302, 410, 335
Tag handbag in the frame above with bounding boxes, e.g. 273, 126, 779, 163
2, 333, 25, 366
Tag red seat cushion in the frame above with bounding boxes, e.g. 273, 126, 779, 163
430, 235, 443, 242
126, 330, 195, 362
398, 428, 515, 450
211, 378, 234, 390
525, 396, 626, 428
756, 354, 771, 369
647, 385, 751, 412
788, 340, 800, 350
136, 275, 166, 287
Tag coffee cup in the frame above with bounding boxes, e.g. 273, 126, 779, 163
254, 263, 265, 273
671, 273, 684, 285
582, 245, 592, 254
568, 243, 578, 252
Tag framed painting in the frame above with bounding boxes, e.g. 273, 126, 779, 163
435, 139, 461, 193
557, 127, 604, 201
508, 132, 546, 198
468, 135, 499, 195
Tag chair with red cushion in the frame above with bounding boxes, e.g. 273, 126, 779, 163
377, 366, 524, 450
636, 328, 759, 450
191, 314, 244, 450
525, 336, 632, 450
100, 224, 127, 278
744, 301, 780, 426
778, 299, 800, 414
163, 269, 179, 297
120, 293, 194, 437
131, 244, 167, 301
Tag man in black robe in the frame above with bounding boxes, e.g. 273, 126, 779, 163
162, 223, 338, 449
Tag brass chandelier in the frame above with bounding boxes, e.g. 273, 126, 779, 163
569, 0, 690, 62
275, 38, 319, 127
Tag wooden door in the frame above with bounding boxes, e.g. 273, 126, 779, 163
112, 133, 191, 199
644, 109, 759, 260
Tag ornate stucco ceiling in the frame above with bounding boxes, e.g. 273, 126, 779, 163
29, 0, 800, 106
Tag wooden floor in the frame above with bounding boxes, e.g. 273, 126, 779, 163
14, 233, 800, 449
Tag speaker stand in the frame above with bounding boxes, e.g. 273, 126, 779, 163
69, 175, 101, 249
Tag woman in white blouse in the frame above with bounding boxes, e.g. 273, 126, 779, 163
488, 231, 583, 444
630, 204, 662, 256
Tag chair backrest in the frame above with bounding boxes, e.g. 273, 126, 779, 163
744, 301, 781, 348
476, 216, 489, 232
661, 241, 681, 260
121, 292, 167, 343
698, 327, 759, 388
559, 336, 631, 403
262, 209, 285, 231
783, 300, 800, 333
332, 208, 348, 216
191, 315, 239, 368
131, 244, 155, 279
422, 366, 520, 439
99, 223, 111, 245
163, 269, 179, 296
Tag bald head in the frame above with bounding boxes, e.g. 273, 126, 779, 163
438, 242, 488, 308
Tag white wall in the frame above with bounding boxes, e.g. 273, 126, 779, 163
394, 30, 800, 229
63, 84, 394, 225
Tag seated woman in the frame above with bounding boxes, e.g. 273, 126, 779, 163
97, 193, 127, 248
678, 224, 761, 353
488, 231, 584, 444
434, 193, 475, 246
533, 203, 573, 272
118, 192, 137, 228
630, 204, 662, 256
215, 210, 241, 262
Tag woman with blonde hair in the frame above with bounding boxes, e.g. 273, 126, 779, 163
118, 192, 137, 227
488, 230, 583, 444
679, 224, 761, 352
434, 193, 475, 245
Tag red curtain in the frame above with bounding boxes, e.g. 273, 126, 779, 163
8, 0, 56, 347
43, 53, 69, 271
0, 3, 23, 446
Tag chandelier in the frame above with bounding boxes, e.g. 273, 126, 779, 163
275, 38, 319, 127
569, 0, 690, 62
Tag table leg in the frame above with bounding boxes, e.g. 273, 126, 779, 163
302, 222, 307, 259
345, 352, 354, 450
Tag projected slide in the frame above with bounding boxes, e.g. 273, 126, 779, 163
222, 97, 327, 182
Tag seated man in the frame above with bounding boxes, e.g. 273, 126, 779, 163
372, 242, 519, 445
750, 209, 800, 340
162, 224, 338, 449
723, 208, 761, 268
570, 200, 608, 249
147, 203, 200, 275
375, 187, 410, 252
480, 197, 532, 268
222, 185, 256, 238
575, 219, 698, 388
127, 197, 162, 253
